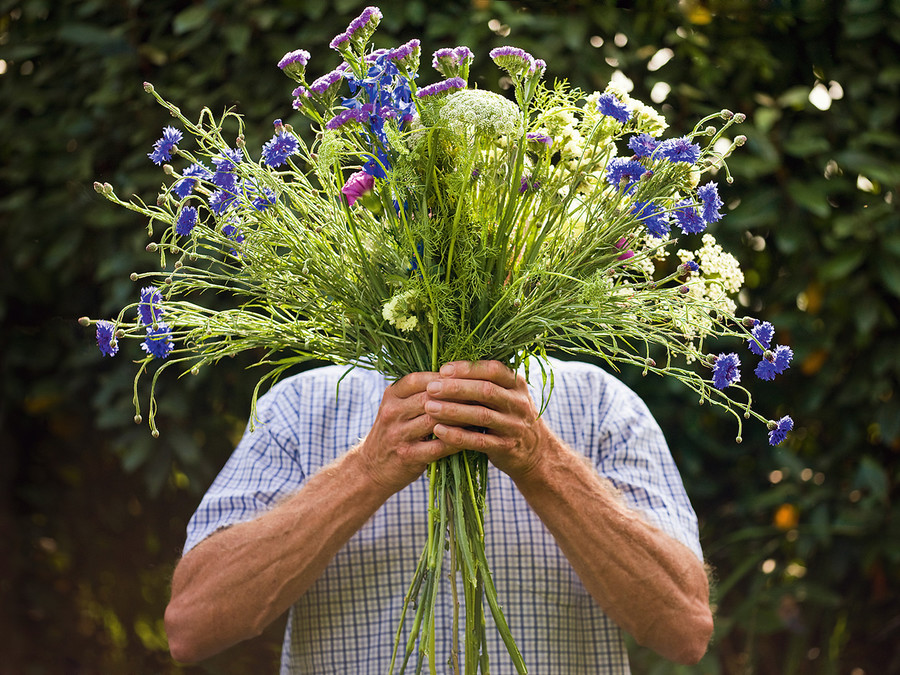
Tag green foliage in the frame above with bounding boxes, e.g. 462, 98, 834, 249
2, 0, 898, 673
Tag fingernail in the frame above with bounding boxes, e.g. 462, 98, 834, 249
440, 363, 455, 376
427, 381, 442, 394
425, 400, 441, 413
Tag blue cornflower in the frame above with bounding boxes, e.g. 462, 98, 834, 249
597, 92, 631, 124
211, 148, 243, 190
173, 163, 212, 199
712, 353, 741, 390
697, 181, 724, 224
680, 260, 700, 274
605, 158, 646, 193
628, 133, 660, 159
141, 322, 174, 359
768, 415, 793, 446
175, 206, 198, 236
657, 136, 701, 164
673, 199, 706, 234
747, 321, 774, 356
261, 129, 300, 168
252, 187, 276, 211
208, 189, 239, 215
138, 286, 163, 326
95, 320, 118, 357
148, 126, 183, 165
632, 200, 670, 238
755, 345, 793, 381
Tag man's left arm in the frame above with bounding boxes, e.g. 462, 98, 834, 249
424, 360, 714, 665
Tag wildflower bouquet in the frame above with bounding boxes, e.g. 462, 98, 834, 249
84, 6, 793, 673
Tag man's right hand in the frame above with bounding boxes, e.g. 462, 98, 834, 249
357, 371, 456, 495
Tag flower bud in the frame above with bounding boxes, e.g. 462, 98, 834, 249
116, 329, 125, 338
151, 429, 160, 439
705, 125, 716, 135
78, 316, 91, 326
645, 358, 656, 367
742, 316, 758, 328
143, 81, 155, 93
134, 414, 143, 424
734, 135, 747, 146
236, 134, 246, 149
191, 367, 200, 376
720, 109, 734, 120
163, 164, 174, 175
146, 243, 158, 252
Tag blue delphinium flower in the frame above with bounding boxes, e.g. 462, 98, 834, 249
747, 321, 774, 356
175, 206, 198, 236
712, 353, 741, 389
597, 92, 631, 124
673, 200, 706, 234
755, 345, 793, 381
261, 126, 300, 168
697, 181, 724, 224
148, 126, 183, 165
141, 323, 174, 359
96, 320, 118, 357
138, 286, 164, 326
768, 415, 793, 446
657, 136, 701, 164
632, 200, 670, 238
628, 133, 660, 159
605, 157, 646, 192
173, 163, 212, 199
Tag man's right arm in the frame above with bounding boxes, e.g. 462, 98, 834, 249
164, 371, 451, 663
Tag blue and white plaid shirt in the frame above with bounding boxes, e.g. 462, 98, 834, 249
184, 358, 702, 674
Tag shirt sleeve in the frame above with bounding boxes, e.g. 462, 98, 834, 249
182, 378, 307, 555
591, 369, 703, 560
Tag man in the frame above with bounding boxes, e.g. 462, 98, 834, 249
165, 358, 713, 672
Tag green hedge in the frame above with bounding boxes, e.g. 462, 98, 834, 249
2, 0, 897, 672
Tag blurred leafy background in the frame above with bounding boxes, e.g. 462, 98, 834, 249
2, 0, 898, 672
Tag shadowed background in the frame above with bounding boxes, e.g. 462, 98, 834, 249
2, 0, 898, 672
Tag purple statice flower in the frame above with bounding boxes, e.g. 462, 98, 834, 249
605, 157, 646, 193
141, 322, 174, 359
416, 77, 466, 99
277, 49, 311, 80
747, 320, 774, 356
712, 352, 741, 390
385, 39, 421, 71
261, 127, 300, 168
309, 69, 345, 95
331, 5, 382, 51
211, 148, 243, 191
755, 345, 793, 381
175, 205, 198, 236
148, 126, 183, 165
526, 131, 553, 147
329, 31, 350, 51
172, 163, 212, 199
657, 136, 701, 164
341, 170, 375, 206
628, 133, 660, 159
697, 181, 724, 224
95, 320, 118, 357
208, 188, 238, 215
489, 46, 535, 76
768, 415, 793, 446
138, 286, 164, 326
673, 199, 706, 234
632, 200, 670, 239
432, 46, 474, 78
597, 92, 631, 124
325, 105, 373, 131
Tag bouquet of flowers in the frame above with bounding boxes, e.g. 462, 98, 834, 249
83, 6, 793, 673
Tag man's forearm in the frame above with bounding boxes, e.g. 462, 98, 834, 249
164, 447, 392, 663
513, 433, 714, 665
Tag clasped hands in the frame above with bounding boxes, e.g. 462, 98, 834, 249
358, 360, 553, 495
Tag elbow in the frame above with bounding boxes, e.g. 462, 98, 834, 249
631, 602, 714, 665
165, 600, 203, 664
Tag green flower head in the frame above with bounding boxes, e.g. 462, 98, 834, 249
439, 89, 523, 139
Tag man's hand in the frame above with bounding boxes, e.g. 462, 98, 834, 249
357, 371, 457, 495
423, 360, 553, 480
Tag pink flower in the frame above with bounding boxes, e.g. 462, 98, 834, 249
341, 170, 375, 206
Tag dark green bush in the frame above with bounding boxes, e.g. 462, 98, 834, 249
2, 0, 897, 672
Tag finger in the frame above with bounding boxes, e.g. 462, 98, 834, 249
389, 371, 441, 399
432, 423, 505, 453
439, 360, 518, 388
424, 398, 505, 432
426, 376, 510, 412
